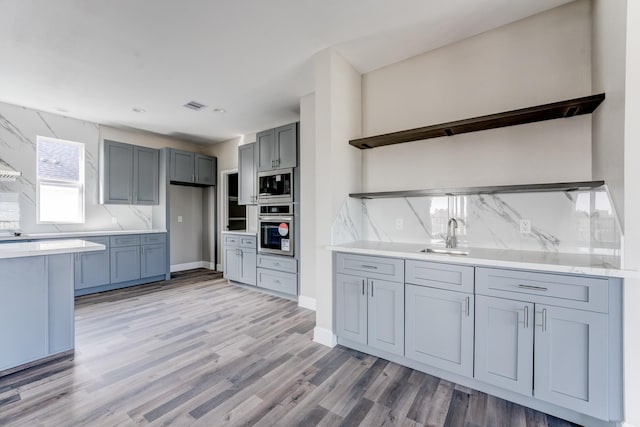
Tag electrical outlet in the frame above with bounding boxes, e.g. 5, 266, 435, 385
520, 219, 531, 234
111, 217, 118, 224
178, 215, 183, 223
395, 218, 403, 231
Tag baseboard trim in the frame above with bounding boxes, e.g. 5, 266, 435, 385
216, 263, 223, 271
170, 261, 216, 272
622, 423, 638, 427
313, 327, 337, 348
298, 296, 316, 311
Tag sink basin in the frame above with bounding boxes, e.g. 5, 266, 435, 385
421, 247, 469, 256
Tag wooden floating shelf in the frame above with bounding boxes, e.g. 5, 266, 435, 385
349, 181, 605, 199
349, 93, 605, 149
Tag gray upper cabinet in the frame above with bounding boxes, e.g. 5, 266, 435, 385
102, 140, 134, 204
405, 284, 474, 377
169, 149, 217, 186
475, 295, 534, 396
133, 147, 159, 204
335, 273, 367, 345
256, 122, 298, 171
101, 140, 159, 205
238, 143, 257, 205
367, 278, 404, 355
534, 304, 609, 419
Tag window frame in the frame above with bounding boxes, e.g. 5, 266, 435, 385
36, 136, 86, 224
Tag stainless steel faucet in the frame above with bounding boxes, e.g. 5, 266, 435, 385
444, 218, 458, 248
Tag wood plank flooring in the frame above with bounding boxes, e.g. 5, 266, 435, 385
0, 269, 580, 426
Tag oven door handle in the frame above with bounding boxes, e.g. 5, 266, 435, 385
259, 216, 293, 221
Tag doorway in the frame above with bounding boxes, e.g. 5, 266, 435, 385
225, 172, 246, 231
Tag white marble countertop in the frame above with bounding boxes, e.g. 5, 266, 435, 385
0, 229, 167, 242
222, 230, 257, 236
0, 239, 106, 260
328, 240, 636, 279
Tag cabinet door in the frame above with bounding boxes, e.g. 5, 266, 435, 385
110, 246, 141, 283
367, 279, 404, 356
0, 257, 48, 371
256, 129, 275, 171
133, 146, 159, 204
195, 154, 216, 185
102, 140, 133, 204
239, 249, 257, 286
475, 295, 533, 396
405, 285, 474, 376
335, 273, 367, 345
224, 247, 241, 282
141, 243, 166, 278
238, 143, 256, 205
170, 149, 195, 183
534, 305, 608, 419
75, 248, 110, 290
274, 123, 297, 169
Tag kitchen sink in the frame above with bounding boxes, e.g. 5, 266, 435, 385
420, 247, 469, 256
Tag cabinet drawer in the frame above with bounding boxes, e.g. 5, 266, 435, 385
110, 235, 140, 247
224, 234, 242, 247
476, 267, 609, 313
405, 260, 474, 293
240, 236, 256, 248
257, 268, 297, 295
141, 233, 166, 245
257, 255, 297, 273
335, 253, 404, 283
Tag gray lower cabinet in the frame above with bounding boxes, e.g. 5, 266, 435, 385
75, 236, 110, 290
256, 254, 297, 295
534, 304, 608, 419
475, 295, 534, 395
238, 143, 257, 205
223, 234, 257, 286
141, 243, 166, 278
110, 245, 141, 283
405, 284, 474, 377
335, 265, 404, 356
101, 140, 159, 205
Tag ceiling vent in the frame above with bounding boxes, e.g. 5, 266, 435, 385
183, 101, 206, 111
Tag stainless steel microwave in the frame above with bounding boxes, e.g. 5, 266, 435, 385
258, 168, 293, 203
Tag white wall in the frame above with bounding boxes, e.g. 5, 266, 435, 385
312, 49, 362, 345
592, 0, 627, 226
361, 0, 592, 192
299, 93, 316, 304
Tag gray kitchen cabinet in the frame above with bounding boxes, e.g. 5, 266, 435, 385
102, 140, 134, 204
75, 236, 110, 290
256, 254, 297, 295
141, 243, 166, 278
238, 143, 257, 205
405, 284, 474, 377
223, 234, 257, 286
335, 273, 368, 345
169, 149, 217, 186
0, 256, 48, 371
256, 122, 298, 171
47, 254, 75, 355
110, 245, 141, 283
475, 295, 534, 395
133, 146, 160, 204
534, 304, 609, 419
367, 278, 404, 355
101, 140, 159, 205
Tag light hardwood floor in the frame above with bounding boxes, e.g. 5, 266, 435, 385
0, 269, 579, 426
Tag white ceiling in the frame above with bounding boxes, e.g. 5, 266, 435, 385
0, 0, 574, 144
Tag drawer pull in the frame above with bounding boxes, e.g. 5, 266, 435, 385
542, 308, 547, 332
274, 262, 280, 266
371, 281, 374, 297
518, 284, 548, 292
524, 305, 529, 329
465, 296, 470, 317
362, 280, 365, 295
361, 264, 378, 270
274, 279, 280, 284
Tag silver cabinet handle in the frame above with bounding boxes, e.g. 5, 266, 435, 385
518, 284, 548, 292
542, 308, 547, 332
361, 280, 365, 295
524, 305, 529, 328
361, 264, 378, 270
141, 246, 145, 255
371, 281, 374, 297
465, 296, 470, 317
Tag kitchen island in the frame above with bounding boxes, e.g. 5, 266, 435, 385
0, 239, 105, 375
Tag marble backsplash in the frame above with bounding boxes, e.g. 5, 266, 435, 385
0, 102, 152, 233
332, 188, 621, 255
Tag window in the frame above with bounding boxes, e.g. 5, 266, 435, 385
37, 136, 85, 223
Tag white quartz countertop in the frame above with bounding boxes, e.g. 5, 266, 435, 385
0, 239, 106, 259
222, 230, 257, 236
328, 240, 637, 279
0, 229, 167, 242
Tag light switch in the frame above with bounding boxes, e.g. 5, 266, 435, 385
111, 217, 118, 224
178, 216, 183, 223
